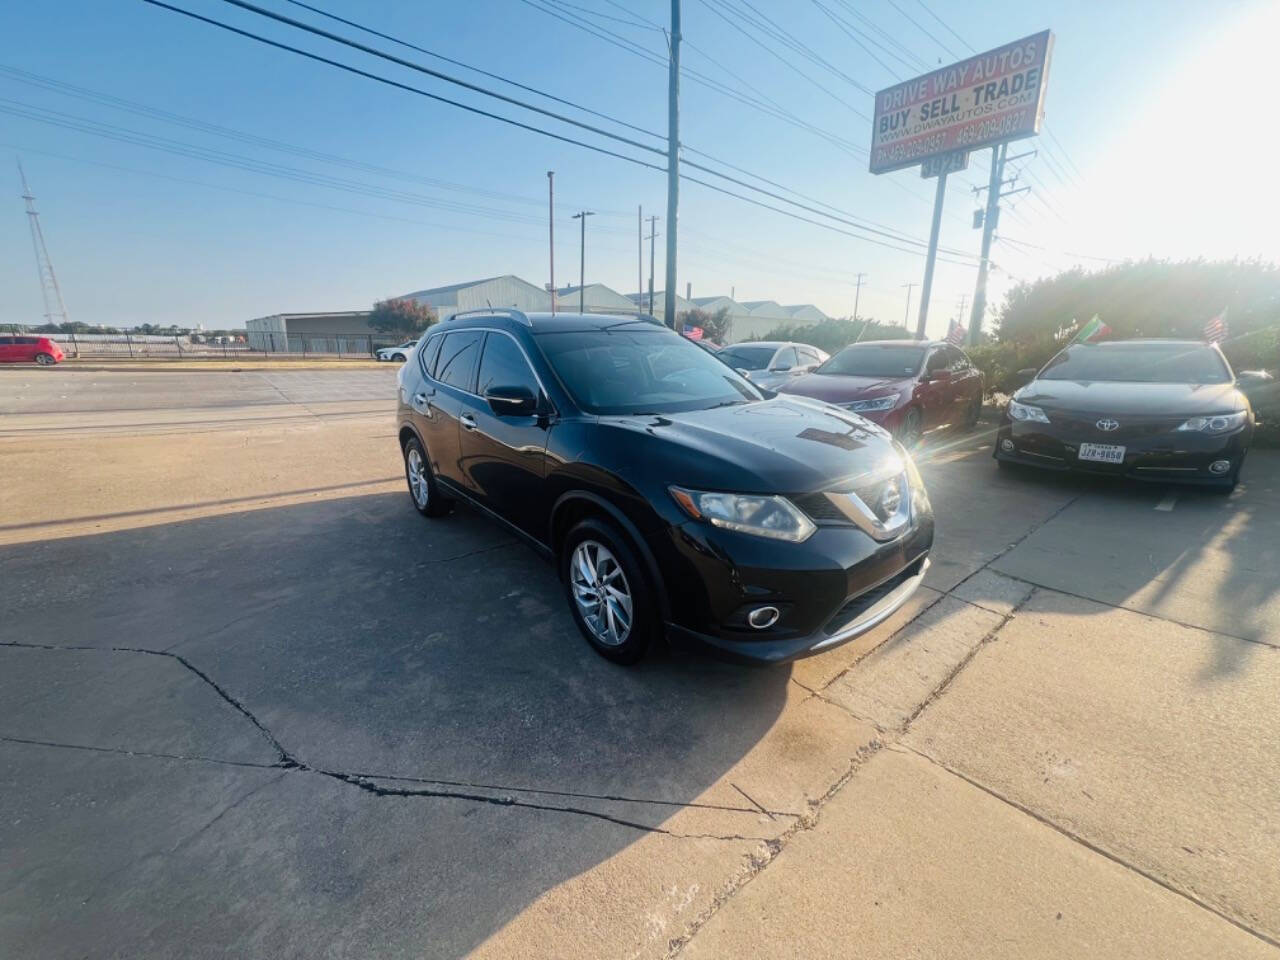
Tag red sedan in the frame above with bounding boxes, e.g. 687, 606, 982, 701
778, 339, 983, 446
0, 334, 65, 365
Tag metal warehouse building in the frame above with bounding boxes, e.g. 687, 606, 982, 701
400, 275, 551, 320
245, 311, 377, 353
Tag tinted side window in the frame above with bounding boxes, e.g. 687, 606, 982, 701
775, 347, 798, 369
419, 334, 444, 378
435, 331, 483, 391
0, 337, 13, 345
799, 347, 820, 365
943, 346, 967, 372
477, 333, 539, 396
19, 337, 40, 344
925, 349, 948, 373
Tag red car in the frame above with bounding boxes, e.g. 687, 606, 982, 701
0, 334, 65, 365
778, 339, 983, 446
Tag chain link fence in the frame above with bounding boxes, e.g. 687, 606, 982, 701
43, 332, 407, 359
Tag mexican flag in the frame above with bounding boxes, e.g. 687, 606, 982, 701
1071, 315, 1111, 344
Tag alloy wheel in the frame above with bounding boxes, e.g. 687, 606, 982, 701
406, 446, 429, 508
569, 540, 633, 646
35, 353, 54, 365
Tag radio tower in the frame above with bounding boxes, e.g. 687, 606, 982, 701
18, 160, 69, 327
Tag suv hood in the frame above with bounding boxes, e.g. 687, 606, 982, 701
602, 396, 903, 493
1018, 379, 1244, 416
779, 372, 912, 404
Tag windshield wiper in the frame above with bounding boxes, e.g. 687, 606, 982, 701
705, 399, 749, 409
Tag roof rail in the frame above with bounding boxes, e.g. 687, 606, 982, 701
447, 307, 533, 327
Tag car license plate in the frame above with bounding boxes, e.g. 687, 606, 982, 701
1078, 443, 1125, 464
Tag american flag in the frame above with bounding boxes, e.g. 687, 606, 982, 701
945, 319, 967, 346
1203, 308, 1228, 344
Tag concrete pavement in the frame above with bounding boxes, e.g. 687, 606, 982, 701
1, 369, 1276, 958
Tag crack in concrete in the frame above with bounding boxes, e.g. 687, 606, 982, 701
893, 744, 1280, 951
0, 641, 782, 840
663, 739, 886, 959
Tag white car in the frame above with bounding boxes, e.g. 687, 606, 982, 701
718, 341, 829, 391
376, 340, 418, 362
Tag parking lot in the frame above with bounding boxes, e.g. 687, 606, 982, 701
2, 367, 1277, 959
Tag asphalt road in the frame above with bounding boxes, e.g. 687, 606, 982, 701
1, 368, 1276, 959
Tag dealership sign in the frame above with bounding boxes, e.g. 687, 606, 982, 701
870, 30, 1054, 175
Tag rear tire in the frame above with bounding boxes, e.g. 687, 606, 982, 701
963, 394, 982, 430
403, 435, 452, 517
562, 518, 656, 665
35, 352, 56, 366
392, 353, 406, 362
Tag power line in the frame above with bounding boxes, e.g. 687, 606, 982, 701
215, 0, 664, 158
912, 0, 976, 53
140, 0, 666, 173
809, 0, 905, 80
152, 3, 968, 255
829, 0, 930, 72
538, 0, 658, 31
278, 0, 662, 143
694, 0, 872, 120
883, 0, 959, 61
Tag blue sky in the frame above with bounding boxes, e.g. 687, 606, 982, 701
1, 0, 1275, 335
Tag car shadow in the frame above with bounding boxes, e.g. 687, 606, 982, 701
0, 492, 790, 959
986, 450, 1279, 680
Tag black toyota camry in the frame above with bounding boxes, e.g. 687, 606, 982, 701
994, 339, 1255, 490
397, 310, 933, 665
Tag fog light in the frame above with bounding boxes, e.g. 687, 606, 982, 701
1000, 438, 1015, 453
747, 606, 780, 629
1209, 460, 1231, 475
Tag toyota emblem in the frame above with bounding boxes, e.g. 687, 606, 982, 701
1096, 418, 1120, 432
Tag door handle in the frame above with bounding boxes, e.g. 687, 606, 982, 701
412, 392, 432, 413
460, 413, 478, 431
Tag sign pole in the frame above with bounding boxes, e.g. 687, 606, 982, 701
915, 170, 947, 340
663, 0, 681, 329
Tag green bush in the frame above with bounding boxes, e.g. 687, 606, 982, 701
966, 340, 1060, 397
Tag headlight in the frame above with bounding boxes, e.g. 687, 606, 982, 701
1176, 411, 1248, 434
844, 395, 898, 412
1008, 399, 1051, 423
669, 487, 817, 542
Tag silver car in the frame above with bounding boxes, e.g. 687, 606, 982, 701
719, 341, 829, 391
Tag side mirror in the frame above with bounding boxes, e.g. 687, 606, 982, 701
485, 384, 538, 415
736, 367, 752, 379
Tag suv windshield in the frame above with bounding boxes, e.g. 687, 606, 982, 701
816, 344, 925, 378
718, 345, 776, 371
1040, 343, 1230, 383
535, 325, 762, 414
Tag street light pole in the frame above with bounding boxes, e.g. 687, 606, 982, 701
902, 282, 917, 328
572, 210, 594, 314
547, 171, 555, 315
646, 215, 659, 315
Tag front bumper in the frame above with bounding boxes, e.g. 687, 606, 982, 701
658, 504, 934, 665
994, 418, 1251, 485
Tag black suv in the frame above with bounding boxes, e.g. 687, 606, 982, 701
397, 310, 933, 665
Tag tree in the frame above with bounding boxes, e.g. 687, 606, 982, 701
369, 297, 437, 336
677, 306, 732, 344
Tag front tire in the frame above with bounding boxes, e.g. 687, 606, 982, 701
896, 407, 923, 448
35, 352, 56, 366
403, 435, 451, 517
562, 518, 656, 665
392, 353, 406, 362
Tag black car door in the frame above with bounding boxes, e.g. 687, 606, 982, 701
456, 331, 553, 540
420, 329, 483, 487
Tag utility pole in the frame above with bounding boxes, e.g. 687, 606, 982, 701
956, 293, 969, 324
852, 272, 866, 322
571, 210, 594, 314
915, 171, 948, 339
902, 282, 917, 328
637, 205, 643, 313
645, 215, 659, 315
663, 0, 681, 329
18, 161, 69, 328
969, 144, 1005, 345
546, 171, 555, 314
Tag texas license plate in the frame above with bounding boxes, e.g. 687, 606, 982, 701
1078, 443, 1125, 464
